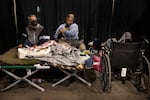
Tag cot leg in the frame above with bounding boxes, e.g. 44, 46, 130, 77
24, 78, 45, 91
52, 75, 72, 87
74, 74, 91, 86
0, 69, 22, 91
0, 69, 45, 92
52, 70, 79, 87
52, 69, 91, 87
23, 69, 45, 91
0, 80, 21, 92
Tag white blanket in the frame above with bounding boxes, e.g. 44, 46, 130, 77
18, 40, 57, 59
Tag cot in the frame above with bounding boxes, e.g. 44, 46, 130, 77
0, 47, 91, 91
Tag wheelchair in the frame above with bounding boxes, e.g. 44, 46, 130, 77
100, 40, 150, 93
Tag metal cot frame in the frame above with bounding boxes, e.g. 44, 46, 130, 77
0, 65, 50, 92
52, 68, 91, 87
0, 64, 91, 91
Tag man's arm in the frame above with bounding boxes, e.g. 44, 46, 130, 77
54, 24, 64, 40
18, 32, 28, 48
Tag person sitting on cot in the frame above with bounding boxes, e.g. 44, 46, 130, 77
18, 14, 50, 48
54, 14, 87, 52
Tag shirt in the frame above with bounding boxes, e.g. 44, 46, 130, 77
20, 23, 50, 45
54, 23, 79, 40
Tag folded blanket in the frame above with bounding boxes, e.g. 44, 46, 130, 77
18, 40, 57, 59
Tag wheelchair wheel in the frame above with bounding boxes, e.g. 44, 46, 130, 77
138, 55, 150, 92
135, 56, 150, 92
100, 54, 111, 92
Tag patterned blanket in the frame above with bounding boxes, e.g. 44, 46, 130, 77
18, 40, 90, 66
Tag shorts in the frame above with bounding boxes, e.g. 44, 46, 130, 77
67, 40, 83, 48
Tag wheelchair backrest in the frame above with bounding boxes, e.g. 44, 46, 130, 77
111, 42, 142, 69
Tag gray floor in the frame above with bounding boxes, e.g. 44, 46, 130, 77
0, 79, 150, 100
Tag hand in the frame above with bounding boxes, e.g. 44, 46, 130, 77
18, 44, 23, 48
59, 28, 68, 34
33, 44, 37, 48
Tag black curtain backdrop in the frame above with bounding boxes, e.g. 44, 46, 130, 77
16, 0, 112, 43
15, 0, 150, 42
0, 0, 150, 54
0, 0, 16, 54
112, 0, 150, 41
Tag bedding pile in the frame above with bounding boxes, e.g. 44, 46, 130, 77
18, 40, 90, 66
